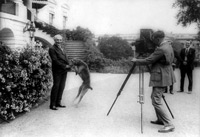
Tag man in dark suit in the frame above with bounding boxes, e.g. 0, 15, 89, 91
178, 40, 195, 94
132, 30, 176, 133
49, 34, 71, 110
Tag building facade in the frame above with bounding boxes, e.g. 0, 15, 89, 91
0, 0, 69, 49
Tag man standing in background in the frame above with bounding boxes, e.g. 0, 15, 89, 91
178, 40, 195, 94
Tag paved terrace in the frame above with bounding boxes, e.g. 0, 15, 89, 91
0, 68, 200, 137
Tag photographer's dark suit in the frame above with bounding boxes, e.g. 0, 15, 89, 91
179, 47, 195, 92
49, 44, 70, 109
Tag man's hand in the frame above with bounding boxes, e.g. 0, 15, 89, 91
183, 61, 187, 65
131, 58, 138, 62
66, 65, 71, 69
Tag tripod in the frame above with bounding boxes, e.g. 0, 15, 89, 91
138, 65, 144, 133
106, 62, 174, 133
106, 63, 145, 133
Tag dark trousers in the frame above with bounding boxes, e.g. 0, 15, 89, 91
50, 72, 67, 107
165, 85, 173, 93
180, 67, 193, 91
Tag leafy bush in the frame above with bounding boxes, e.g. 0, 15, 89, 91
97, 36, 133, 60
64, 26, 94, 42
100, 58, 134, 73
34, 21, 62, 37
0, 45, 52, 120
84, 39, 104, 72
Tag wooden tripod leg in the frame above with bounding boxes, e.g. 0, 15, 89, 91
139, 66, 144, 134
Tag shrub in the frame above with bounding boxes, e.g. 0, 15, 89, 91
0, 45, 52, 120
97, 36, 133, 60
84, 39, 104, 72
64, 26, 94, 42
34, 21, 62, 37
101, 58, 134, 73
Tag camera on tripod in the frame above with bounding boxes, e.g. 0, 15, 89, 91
132, 29, 156, 57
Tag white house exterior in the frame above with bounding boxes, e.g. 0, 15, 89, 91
0, 0, 69, 49
34, 0, 69, 30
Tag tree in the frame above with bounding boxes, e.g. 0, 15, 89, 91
173, 0, 200, 28
97, 36, 133, 60
71, 26, 94, 42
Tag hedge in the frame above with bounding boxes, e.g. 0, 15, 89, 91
0, 45, 52, 120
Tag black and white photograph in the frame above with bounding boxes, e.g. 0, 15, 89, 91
0, 0, 199, 137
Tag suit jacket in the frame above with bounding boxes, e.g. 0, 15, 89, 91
179, 48, 195, 70
136, 41, 176, 87
49, 44, 70, 74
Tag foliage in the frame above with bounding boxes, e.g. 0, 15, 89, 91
64, 26, 94, 42
97, 36, 133, 60
0, 45, 52, 120
173, 0, 200, 27
62, 26, 104, 71
101, 58, 133, 73
62, 26, 134, 73
34, 21, 62, 37
83, 39, 104, 71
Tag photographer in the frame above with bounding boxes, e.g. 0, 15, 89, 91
132, 30, 175, 133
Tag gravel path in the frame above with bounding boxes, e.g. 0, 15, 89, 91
0, 68, 199, 137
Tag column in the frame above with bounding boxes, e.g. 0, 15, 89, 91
13, 0, 23, 16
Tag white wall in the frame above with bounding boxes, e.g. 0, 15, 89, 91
36, 0, 69, 30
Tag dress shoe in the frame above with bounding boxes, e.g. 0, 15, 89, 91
158, 125, 175, 133
150, 120, 164, 125
56, 104, 66, 108
50, 106, 58, 110
170, 90, 174, 94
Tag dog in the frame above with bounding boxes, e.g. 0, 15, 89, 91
71, 59, 92, 105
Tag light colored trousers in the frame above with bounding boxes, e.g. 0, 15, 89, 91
151, 87, 173, 126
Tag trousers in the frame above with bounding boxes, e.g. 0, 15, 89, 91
151, 87, 172, 126
180, 66, 193, 91
50, 72, 67, 107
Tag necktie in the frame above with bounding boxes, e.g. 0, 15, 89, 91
185, 48, 189, 55
58, 45, 63, 52
185, 48, 189, 62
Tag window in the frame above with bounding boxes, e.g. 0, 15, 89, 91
49, 13, 54, 25
63, 16, 67, 29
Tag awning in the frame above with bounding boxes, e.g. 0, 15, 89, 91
32, 0, 48, 9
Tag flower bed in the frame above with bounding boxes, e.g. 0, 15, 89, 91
0, 45, 52, 121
